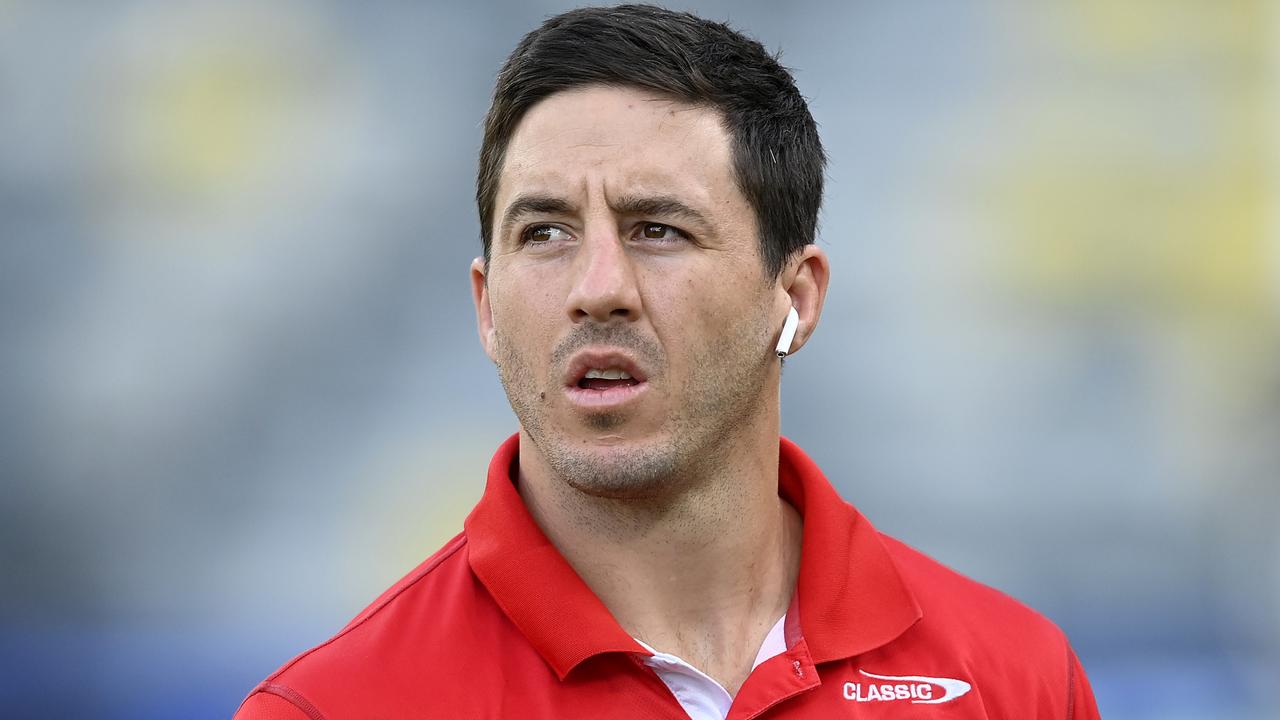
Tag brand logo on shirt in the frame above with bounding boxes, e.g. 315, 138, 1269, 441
843, 670, 972, 704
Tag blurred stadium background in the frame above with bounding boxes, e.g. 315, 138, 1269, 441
1, 1, 1277, 717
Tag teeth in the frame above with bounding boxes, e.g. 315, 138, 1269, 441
584, 368, 633, 380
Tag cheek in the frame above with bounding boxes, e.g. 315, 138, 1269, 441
489, 273, 562, 357
643, 270, 757, 354
496, 318, 557, 365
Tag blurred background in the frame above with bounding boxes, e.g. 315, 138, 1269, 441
1, 0, 1277, 717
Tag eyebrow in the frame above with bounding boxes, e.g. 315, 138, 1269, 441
498, 193, 711, 239
498, 195, 575, 239
610, 195, 710, 228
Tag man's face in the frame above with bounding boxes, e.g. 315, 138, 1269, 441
473, 85, 785, 498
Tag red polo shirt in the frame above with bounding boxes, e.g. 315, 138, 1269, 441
235, 435, 1099, 719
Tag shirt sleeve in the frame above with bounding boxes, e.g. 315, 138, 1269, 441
233, 690, 316, 720
1067, 646, 1101, 720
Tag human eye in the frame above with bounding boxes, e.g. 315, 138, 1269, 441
521, 224, 574, 246
636, 223, 688, 243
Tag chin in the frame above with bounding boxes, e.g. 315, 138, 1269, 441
540, 429, 684, 500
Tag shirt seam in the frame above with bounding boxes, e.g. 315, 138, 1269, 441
256, 683, 329, 720
1065, 641, 1077, 720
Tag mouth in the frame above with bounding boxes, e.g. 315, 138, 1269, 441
563, 350, 650, 409
576, 367, 641, 391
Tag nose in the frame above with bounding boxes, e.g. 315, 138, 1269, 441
565, 228, 642, 324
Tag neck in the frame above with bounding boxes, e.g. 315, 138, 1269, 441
516, 413, 802, 696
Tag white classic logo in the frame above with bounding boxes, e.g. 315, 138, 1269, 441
843, 669, 972, 704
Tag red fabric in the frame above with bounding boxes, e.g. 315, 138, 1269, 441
235, 435, 1100, 719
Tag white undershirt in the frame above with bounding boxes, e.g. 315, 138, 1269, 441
633, 615, 788, 720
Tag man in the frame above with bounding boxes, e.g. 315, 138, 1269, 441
236, 5, 1099, 719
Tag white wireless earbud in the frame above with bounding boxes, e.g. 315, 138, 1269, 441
775, 306, 799, 358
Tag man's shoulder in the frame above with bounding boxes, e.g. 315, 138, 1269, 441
870, 530, 1077, 697
258, 532, 476, 682
235, 531, 516, 719
329, 532, 474, 636
830, 529, 1096, 718
878, 530, 1067, 646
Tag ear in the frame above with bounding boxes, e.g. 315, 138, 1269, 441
775, 245, 830, 356
470, 257, 498, 362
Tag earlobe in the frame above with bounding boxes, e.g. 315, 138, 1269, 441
777, 246, 830, 356
470, 257, 498, 362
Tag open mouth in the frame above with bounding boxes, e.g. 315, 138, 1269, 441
564, 352, 650, 409
576, 368, 641, 391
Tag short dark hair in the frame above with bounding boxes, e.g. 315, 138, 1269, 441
476, 4, 825, 278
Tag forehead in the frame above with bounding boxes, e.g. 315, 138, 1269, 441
495, 85, 741, 216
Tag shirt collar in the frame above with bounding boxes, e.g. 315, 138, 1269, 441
775, 435, 923, 663
464, 434, 922, 678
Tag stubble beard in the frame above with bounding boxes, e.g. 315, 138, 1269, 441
494, 309, 775, 502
